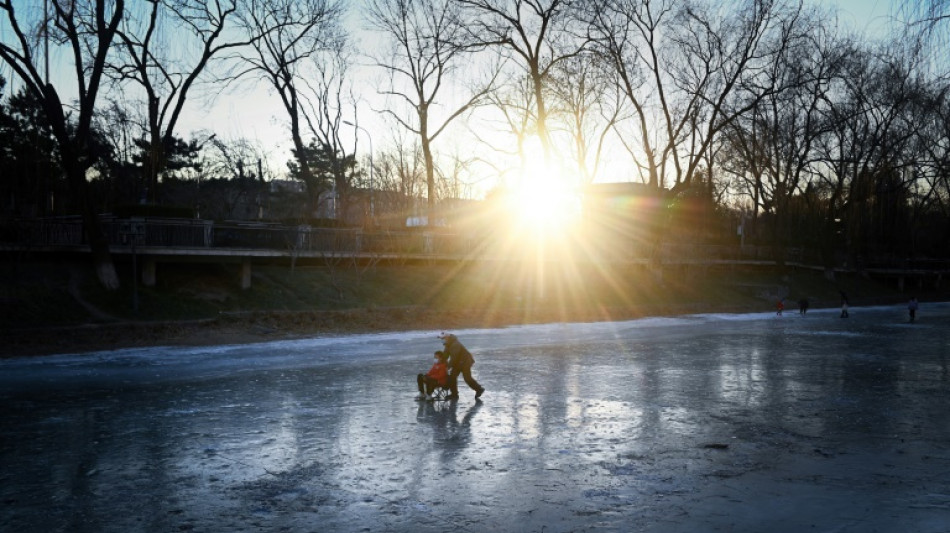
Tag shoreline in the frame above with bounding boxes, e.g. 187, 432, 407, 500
1, 303, 744, 358
1, 297, 919, 359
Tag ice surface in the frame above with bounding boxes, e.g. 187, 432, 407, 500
2, 302, 950, 532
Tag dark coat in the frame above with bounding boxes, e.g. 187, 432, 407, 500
442, 335, 474, 369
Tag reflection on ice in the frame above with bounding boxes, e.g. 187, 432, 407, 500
2, 302, 950, 532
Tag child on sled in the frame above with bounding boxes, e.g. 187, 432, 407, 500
416, 350, 449, 401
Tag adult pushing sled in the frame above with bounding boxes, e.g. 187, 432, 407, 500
439, 333, 485, 400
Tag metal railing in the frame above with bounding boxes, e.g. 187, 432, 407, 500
2, 217, 946, 270
0, 217, 468, 257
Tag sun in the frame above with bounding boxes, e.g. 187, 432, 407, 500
508, 136, 580, 232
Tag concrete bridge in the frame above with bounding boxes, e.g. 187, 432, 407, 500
2, 217, 947, 291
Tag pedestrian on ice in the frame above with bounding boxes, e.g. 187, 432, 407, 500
439, 333, 485, 400
908, 297, 919, 323
798, 298, 809, 315
416, 350, 449, 401
840, 291, 850, 318
776, 299, 784, 316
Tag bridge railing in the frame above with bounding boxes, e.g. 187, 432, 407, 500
4, 217, 945, 270
0, 217, 475, 257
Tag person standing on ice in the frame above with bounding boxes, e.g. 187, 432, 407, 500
908, 297, 919, 323
798, 298, 809, 315
440, 333, 485, 400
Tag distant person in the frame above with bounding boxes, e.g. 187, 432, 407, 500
798, 298, 809, 315
908, 297, 919, 323
840, 291, 849, 318
416, 351, 449, 401
440, 333, 485, 400
776, 299, 784, 316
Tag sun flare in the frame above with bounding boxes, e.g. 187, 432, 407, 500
508, 137, 580, 232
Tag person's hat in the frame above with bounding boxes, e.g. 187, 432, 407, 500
439, 332, 457, 343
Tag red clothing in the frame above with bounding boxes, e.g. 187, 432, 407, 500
426, 361, 449, 387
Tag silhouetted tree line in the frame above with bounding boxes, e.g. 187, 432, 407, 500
1, 0, 949, 288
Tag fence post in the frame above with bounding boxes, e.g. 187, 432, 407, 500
240, 258, 252, 290
142, 258, 156, 287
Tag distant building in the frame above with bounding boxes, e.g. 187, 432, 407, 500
268, 179, 306, 194
406, 216, 445, 227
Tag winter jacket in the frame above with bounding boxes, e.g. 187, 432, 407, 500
442, 335, 474, 369
426, 361, 449, 387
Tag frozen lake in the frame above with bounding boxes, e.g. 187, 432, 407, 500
3, 303, 950, 532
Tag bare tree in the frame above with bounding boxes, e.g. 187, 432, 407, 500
810, 42, 934, 272
584, 0, 803, 264
916, 85, 950, 233
109, 0, 253, 203
548, 51, 622, 184
458, 0, 588, 158
199, 134, 272, 182
372, 128, 428, 225
468, 74, 537, 190
367, 0, 495, 225
94, 98, 145, 204
436, 149, 479, 200
720, 16, 849, 270
899, 0, 950, 73
590, 0, 802, 194
0, 0, 124, 289
902, 0, 950, 35
304, 51, 360, 224
230, 0, 345, 216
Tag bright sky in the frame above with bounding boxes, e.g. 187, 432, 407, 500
821, 0, 899, 33
178, 0, 906, 187
1, 0, 905, 193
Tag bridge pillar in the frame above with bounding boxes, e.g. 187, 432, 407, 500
240, 258, 252, 290
142, 258, 156, 287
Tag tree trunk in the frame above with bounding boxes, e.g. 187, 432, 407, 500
46, 90, 120, 291
419, 102, 437, 227
818, 216, 838, 281
423, 138, 436, 227
75, 167, 120, 290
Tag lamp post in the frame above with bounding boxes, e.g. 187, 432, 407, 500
343, 120, 374, 224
